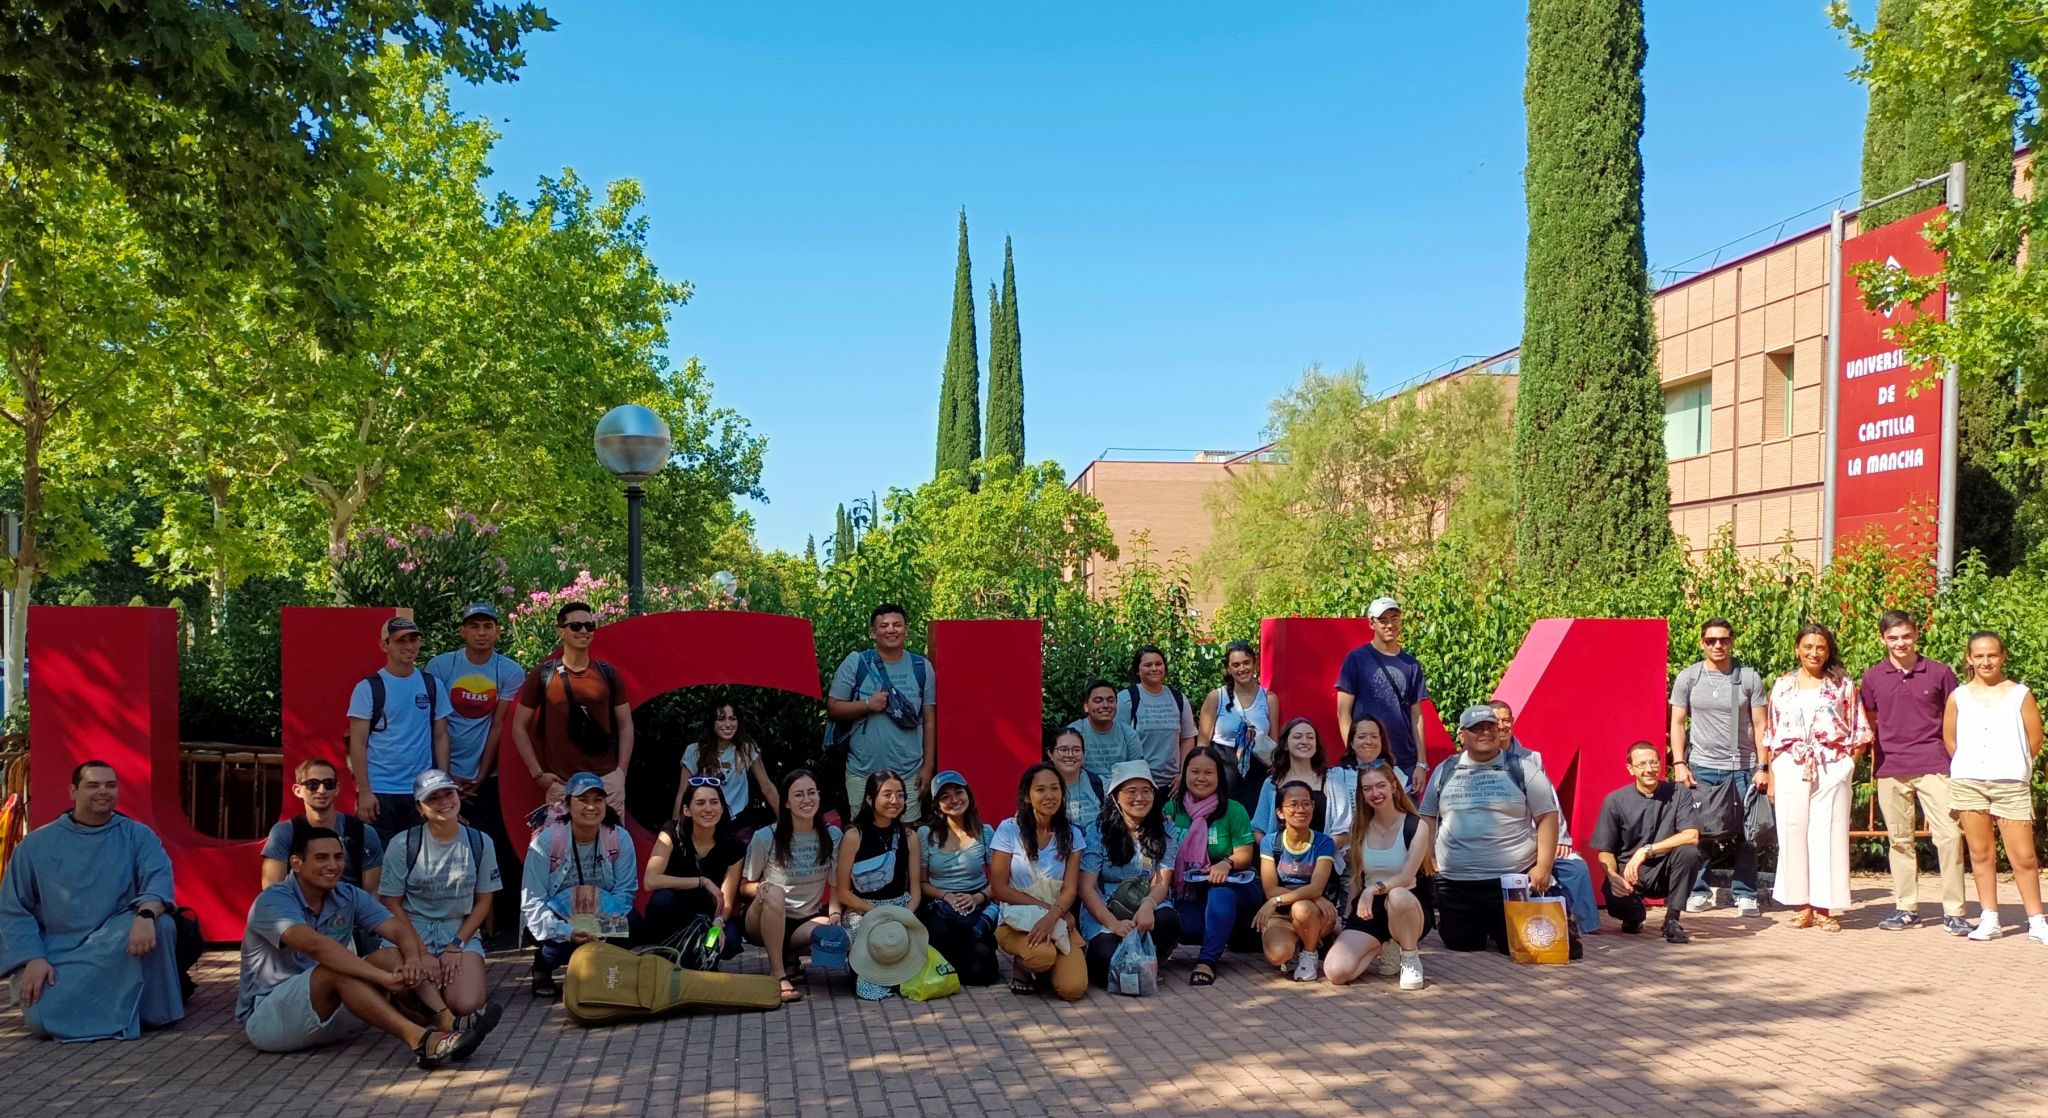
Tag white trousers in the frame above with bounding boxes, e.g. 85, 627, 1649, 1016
1771, 752, 1854, 911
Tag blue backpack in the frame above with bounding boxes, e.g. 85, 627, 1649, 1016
823, 650, 929, 762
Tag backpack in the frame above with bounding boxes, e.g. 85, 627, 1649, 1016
823, 650, 930, 763
402, 823, 487, 878
362, 670, 442, 736
536, 659, 623, 757
542, 818, 625, 875
290, 813, 369, 885
1125, 684, 1188, 728
1423, 747, 1531, 805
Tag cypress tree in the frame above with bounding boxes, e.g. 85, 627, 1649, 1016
832, 503, 851, 563
1515, 0, 1671, 584
1857, 0, 2024, 570
935, 209, 981, 482
985, 236, 1026, 468
804, 535, 818, 566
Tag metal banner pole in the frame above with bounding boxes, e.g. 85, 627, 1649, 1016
1936, 160, 1965, 576
1820, 209, 1846, 566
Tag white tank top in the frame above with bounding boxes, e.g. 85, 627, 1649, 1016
1355, 818, 1411, 878
1950, 682, 2033, 782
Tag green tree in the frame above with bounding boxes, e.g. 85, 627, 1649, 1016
985, 237, 1026, 469
1844, 0, 2033, 569
1515, 0, 1672, 586
935, 210, 981, 482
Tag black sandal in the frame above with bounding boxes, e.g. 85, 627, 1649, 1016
1189, 964, 1217, 986
531, 969, 559, 999
413, 1027, 452, 1070
450, 1002, 504, 1059
1009, 974, 1037, 995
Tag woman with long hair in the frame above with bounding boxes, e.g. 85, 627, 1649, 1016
1198, 640, 1280, 807
1763, 623, 1868, 932
674, 703, 777, 833
1048, 727, 1107, 831
740, 769, 842, 1003
916, 770, 1000, 984
1251, 718, 1358, 897
834, 770, 924, 921
1079, 760, 1182, 986
1325, 760, 1434, 990
1166, 745, 1259, 986
1119, 645, 1197, 788
1342, 715, 1388, 769
989, 763, 1088, 1000
1943, 631, 2048, 942
642, 777, 744, 952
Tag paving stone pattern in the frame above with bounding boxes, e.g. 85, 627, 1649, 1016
4, 877, 2045, 1117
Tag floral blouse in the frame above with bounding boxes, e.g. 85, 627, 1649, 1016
1768, 673, 1871, 775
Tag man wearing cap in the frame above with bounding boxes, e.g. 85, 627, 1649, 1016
1336, 597, 1431, 795
425, 604, 526, 901
347, 617, 454, 844
1417, 706, 1561, 954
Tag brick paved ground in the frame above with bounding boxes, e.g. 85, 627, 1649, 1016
5, 875, 2046, 1118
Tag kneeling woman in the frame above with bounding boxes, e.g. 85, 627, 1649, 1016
374, 769, 502, 1032
1254, 781, 1340, 981
741, 769, 842, 1003
519, 772, 639, 999
1080, 760, 1181, 986
1325, 761, 1433, 990
642, 777, 744, 951
918, 770, 1000, 985
989, 763, 1088, 1000
1168, 746, 1259, 986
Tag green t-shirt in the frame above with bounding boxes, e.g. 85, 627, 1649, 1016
1166, 800, 1255, 863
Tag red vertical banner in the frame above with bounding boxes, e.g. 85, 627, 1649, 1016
931, 619, 1043, 806
280, 606, 403, 818
1833, 205, 1948, 555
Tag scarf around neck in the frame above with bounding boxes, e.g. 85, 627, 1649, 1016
1176, 794, 1220, 883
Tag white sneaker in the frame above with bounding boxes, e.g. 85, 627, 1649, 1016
1375, 949, 1401, 977
2028, 920, 2048, 945
1686, 893, 1714, 913
1397, 951, 1426, 990
1967, 917, 2003, 942
1734, 897, 1761, 918
1292, 950, 1320, 982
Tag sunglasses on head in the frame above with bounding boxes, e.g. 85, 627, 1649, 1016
687, 775, 725, 788
1358, 759, 1393, 769
561, 621, 598, 633
298, 778, 339, 791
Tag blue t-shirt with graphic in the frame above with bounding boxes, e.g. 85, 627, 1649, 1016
424, 651, 527, 780
1260, 830, 1337, 896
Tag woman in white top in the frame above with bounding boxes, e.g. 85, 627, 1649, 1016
1941, 631, 2046, 943
1199, 640, 1280, 807
675, 703, 778, 829
1761, 624, 1868, 932
989, 763, 1088, 1001
1325, 761, 1432, 990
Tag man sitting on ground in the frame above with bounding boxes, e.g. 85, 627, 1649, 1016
0, 760, 186, 1042
237, 827, 498, 1067
1590, 742, 1705, 944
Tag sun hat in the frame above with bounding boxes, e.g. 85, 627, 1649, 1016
565, 772, 607, 798
1458, 705, 1502, 731
412, 768, 459, 801
849, 905, 930, 987
1106, 760, 1154, 797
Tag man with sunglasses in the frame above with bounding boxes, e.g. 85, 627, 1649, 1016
1667, 617, 1769, 916
260, 759, 384, 893
512, 602, 635, 813
348, 617, 454, 845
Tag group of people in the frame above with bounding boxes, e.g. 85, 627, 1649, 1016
3, 597, 2043, 1067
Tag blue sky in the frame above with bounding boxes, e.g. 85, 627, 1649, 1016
451, 2, 1875, 552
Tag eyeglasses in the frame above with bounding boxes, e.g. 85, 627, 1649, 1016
561, 621, 598, 633
687, 775, 725, 788
298, 778, 339, 791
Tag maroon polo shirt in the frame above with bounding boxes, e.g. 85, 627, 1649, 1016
1859, 656, 1960, 779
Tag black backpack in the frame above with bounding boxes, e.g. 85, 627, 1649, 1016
1124, 684, 1188, 727
536, 659, 622, 757
362, 670, 443, 735
289, 813, 369, 885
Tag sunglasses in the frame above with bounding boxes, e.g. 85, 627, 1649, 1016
1357, 759, 1393, 770
560, 621, 598, 633
298, 778, 339, 791
687, 775, 725, 788
1702, 637, 1731, 645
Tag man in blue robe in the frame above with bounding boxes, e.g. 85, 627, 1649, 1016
0, 760, 186, 1041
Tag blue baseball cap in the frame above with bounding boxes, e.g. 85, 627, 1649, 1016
930, 769, 968, 796
565, 772, 606, 798
459, 603, 499, 623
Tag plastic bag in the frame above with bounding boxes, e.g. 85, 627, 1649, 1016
901, 947, 960, 1002
1505, 896, 1571, 964
1745, 783, 1776, 846
1108, 931, 1158, 997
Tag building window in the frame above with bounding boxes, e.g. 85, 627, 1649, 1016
1663, 379, 1712, 460
1764, 350, 1795, 439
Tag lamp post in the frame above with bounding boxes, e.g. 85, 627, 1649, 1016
594, 404, 673, 615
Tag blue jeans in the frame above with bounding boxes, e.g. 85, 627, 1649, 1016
1553, 856, 1601, 933
1690, 766, 1759, 901
1181, 879, 1263, 963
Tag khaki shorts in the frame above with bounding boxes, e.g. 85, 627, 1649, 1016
1949, 778, 2035, 822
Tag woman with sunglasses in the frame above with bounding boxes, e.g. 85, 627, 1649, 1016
741, 769, 842, 1003
917, 770, 1000, 984
1167, 745, 1259, 986
1198, 640, 1280, 808
1079, 760, 1182, 986
1325, 759, 1432, 989
674, 703, 778, 837
642, 776, 745, 952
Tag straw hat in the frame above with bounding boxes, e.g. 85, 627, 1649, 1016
849, 905, 930, 987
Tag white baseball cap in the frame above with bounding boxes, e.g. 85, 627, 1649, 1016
1368, 596, 1401, 619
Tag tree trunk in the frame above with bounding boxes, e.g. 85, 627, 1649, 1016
6, 400, 44, 719
206, 474, 230, 632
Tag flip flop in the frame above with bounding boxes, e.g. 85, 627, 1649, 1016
778, 977, 804, 1003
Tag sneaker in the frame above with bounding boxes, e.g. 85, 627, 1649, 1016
2029, 920, 2048, 946
1967, 918, 2003, 942
1662, 921, 1691, 945
1734, 896, 1761, 918
1686, 893, 1713, 913
1375, 950, 1401, 977
1877, 910, 1919, 931
1943, 916, 1974, 937
1397, 951, 1426, 991
1292, 950, 1320, 982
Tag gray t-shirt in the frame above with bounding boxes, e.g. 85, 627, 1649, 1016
828, 650, 935, 776
1116, 686, 1197, 785
379, 826, 501, 921
1066, 717, 1140, 777
744, 825, 843, 919
1418, 752, 1561, 881
237, 877, 391, 1021
1670, 660, 1769, 770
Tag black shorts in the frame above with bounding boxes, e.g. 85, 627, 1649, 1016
1343, 888, 1435, 943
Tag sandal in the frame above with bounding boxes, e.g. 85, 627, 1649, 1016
1790, 909, 1816, 930
531, 969, 560, 999
1816, 915, 1843, 933
1189, 964, 1217, 987
1009, 974, 1037, 995
413, 1027, 459, 1070
449, 1002, 503, 1059
778, 977, 804, 1003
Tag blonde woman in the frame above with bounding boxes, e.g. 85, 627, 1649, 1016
1325, 761, 1432, 990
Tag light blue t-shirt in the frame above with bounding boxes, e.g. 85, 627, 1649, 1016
424, 650, 526, 780
347, 669, 454, 795
1066, 717, 1140, 778
1078, 818, 1181, 940
1065, 772, 1104, 832
828, 650, 936, 776
380, 825, 501, 922
1116, 686, 1196, 785
1260, 829, 1338, 896
920, 822, 994, 893
237, 877, 391, 1021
